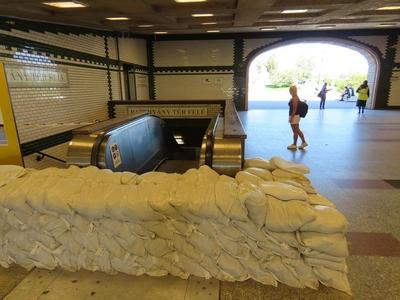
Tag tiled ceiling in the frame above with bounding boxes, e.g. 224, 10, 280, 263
0, 0, 399, 34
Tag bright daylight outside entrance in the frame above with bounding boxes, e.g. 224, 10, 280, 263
248, 43, 369, 109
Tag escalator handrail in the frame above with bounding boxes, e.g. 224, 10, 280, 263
205, 114, 220, 166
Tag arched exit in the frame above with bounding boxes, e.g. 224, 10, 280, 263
244, 38, 381, 110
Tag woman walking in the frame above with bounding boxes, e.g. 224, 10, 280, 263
356, 80, 369, 114
287, 85, 308, 150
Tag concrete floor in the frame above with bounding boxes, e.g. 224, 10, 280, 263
1, 106, 400, 299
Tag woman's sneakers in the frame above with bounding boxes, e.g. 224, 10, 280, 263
287, 144, 297, 150
299, 142, 309, 150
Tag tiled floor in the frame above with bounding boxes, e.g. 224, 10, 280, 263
1, 106, 400, 299
238, 106, 400, 299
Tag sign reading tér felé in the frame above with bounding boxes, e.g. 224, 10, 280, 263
127, 105, 208, 118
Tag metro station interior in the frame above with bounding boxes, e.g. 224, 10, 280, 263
0, 1, 399, 299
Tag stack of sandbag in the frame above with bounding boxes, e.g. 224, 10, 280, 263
0, 157, 351, 295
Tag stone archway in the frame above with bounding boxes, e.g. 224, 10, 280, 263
244, 37, 382, 110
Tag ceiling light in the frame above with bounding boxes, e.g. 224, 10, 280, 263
154, 31, 168, 34
377, 6, 400, 10
207, 30, 220, 33
377, 23, 397, 27
281, 9, 308, 14
138, 24, 153, 27
106, 17, 130, 21
175, 0, 207, 2
43, 1, 87, 8
268, 19, 287, 22
192, 13, 214, 17
318, 24, 336, 28
202, 22, 217, 25
261, 27, 277, 31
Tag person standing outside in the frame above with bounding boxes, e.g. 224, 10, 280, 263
318, 82, 330, 109
287, 85, 308, 150
356, 80, 369, 114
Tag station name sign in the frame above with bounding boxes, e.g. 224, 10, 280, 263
127, 105, 208, 118
5, 64, 69, 88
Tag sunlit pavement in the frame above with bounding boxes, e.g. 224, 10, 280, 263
249, 100, 356, 109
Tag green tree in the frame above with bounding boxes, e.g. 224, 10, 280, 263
334, 73, 367, 92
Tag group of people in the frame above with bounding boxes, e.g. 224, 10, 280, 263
287, 80, 369, 150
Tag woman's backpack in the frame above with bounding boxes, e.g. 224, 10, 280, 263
298, 101, 308, 118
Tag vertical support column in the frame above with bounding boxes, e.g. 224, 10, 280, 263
147, 38, 156, 100
233, 38, 245, 110
105, 36, 114, 118
0, 63, 23, 166
375, 30, 398, 109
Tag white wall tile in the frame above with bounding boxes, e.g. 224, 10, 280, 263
118, 38, 148, 66
155, 74, 233, 100
154, 40, 234, 67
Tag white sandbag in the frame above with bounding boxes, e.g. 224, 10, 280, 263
147, 182, 186, 222
71, 228, 99, 253
0, 165, 27, 187
170, 220, 195, 237
215, 231, 250, 259
259, 182, 309, 201
264, 197, 316, 232
110, 253, 145, 275
141, 221, 175, 240
215, 176, 248, 221
239, 254, 277, 286
177, 254, 210, 279
264, 230, 300, 249
199, 255, 224, 279
144, 238, 172, 257
154, 254, 188, 279
170, 181, 206, 224
313, 266, 352, 295
299, 248, 346, 263
235, 171, 264, 186
270, 156, 310, 174
244, 167, 273, 181
198, 165, 220, 184
282, 257, 319, 290
120, 172, 138, 185
197, 220, 217, 237
231, 220, 268, 241
98, 232, 125, 258
299, 232, 349, 257
272, 169, 311, 185
122, 183, 164, 222
5, 243, 35, 270
188, 231, 221, 259
257, 239, 299, 259
239, 182, 266, 228
217, 252, 248, 281
43, 178, 82, 215
304, 257, 348, 273
187, 182, 228, 224
245, 239, 274, 260
29, 244, 57, 270
55, 231, 81, 255
300, 205, 348, 234
126, 222, 155, 240
307, 194, 336, 208
172, 233, 204, 262
0, 177, 33, 215
114, 235, 146, 257
212, 224, 245, 242
261, 256, 302, 288
244, 158, 275, 171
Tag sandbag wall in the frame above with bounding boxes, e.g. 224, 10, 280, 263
0, 157, 351, 295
